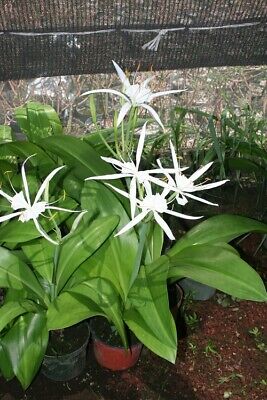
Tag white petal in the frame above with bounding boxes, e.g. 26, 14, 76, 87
0, 211, 22, 223
191, 179, 229, 191
117, 102, 131, 127
190, 162, 213, 182
46, 206, 81, 213
166, 209, 203, 220
170, 141, 179, 171
21, 155, 35, 204
105, 183, 131, 199
11, 191, 29, 210
0, 189, 13, 203
153, 212, 175, 240
176, 194, 188, 206
101, 156, 125, 169
149, 89, 187, 100
129, 177, 137, 219
136, 122, 147, 169
81, 88, 128, 102
115, 210, 149, 237
183, 192, 218, 206
112, 61, 131, 88
85, 173, 131, 181
33, 218, 58, 245
141, 104, 164, 130
34, 166, 65, 203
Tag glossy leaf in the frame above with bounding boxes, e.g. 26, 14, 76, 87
81, 181, 138, 299
0, 300, 38, 332
168, 215, 267, 256
1, 313, 48, 389
0, 247, 46, 303
0, 141, 54, 167
56, 215, 119, 293
124, 256, 177, 363
15, 102, 63, 142
0, 125, 12, 143
22, 238, 55, 284
0, 343, 14, 380
168, 244, 267, 301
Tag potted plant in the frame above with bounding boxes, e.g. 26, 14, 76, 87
0, 155, 119, 388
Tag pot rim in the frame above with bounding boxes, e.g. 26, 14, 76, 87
44, 321, 90, 360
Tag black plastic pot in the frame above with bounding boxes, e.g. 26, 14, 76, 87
41, 322, 90, 381
179, 278, 216, 301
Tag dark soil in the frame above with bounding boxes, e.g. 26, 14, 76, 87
46, 323, 89, 356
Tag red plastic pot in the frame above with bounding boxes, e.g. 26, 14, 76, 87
90, 317, 142, 371
92, 337, 142, 371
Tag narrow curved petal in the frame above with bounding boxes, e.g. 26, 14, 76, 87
33, 218, 58, 245
190, 162, 213, 182
0, 189, 13, 203
101, 156, 125, 169
34, 166, 65, 203
191, 179, 229, 191
115, 210, 149, 237
81, 88, 128, 102
0, 211, 22, 223
170, 141, 179, 171
105, 183, 131, 199
183, 192, 218, 206
117, 102, 131, 127
85, 173, 131, 181
153, 211, 175, 240
129, 177, 137, 219
136, 122, 147, 169
46, 206, 81, 213
141, 103, 164, 130
21, 155, 36, 204
149, 89, 187, 100
166, 209, 203, 220
112, 61, 131, 88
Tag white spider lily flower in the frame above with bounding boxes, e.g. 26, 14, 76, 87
106, 183, 202, 240
82, 61, 185, 129
86, 123, 183, 218
162, 141, 229, 206
0, 155, 82, 245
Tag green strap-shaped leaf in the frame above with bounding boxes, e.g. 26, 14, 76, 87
0, 247, 46, 304
0, 300, 40, 332
1, 313, 48, 389
0, 342, 14, 380
124, 256, 177, 363
0, 141, 55, 167
22, 237, 55, 284
56, 215, 119, 293
15, 102, 63, 141
168, 244, 267, 301
48, 277, 127, 345
81, 182, 138, 300
168, 215, 267, 256
0, 125, 12, 143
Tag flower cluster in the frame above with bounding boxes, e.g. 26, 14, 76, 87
86, 124, 228, 240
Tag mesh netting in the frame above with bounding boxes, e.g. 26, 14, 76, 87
0, 0, 266, 81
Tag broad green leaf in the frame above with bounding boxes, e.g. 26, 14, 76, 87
168, 244, 267, 301
0, 247, 46, 304
124, 256, 177, 363
168, 215, 267, 256
48, 278, 127, 345
226, 157, 267, 176
0, 141, 54, 167
0, 343, 14, 380
22, 238, 55, 284
15, 102, 63, 142
56, 215, 119, 293
1, 313, 48, 389
0, 125, 12, 143
81, 181, 138, 299
0, 300, 38, 332
144, 222, 164, 264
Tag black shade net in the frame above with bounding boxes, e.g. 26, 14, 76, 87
0, 0, 266, 81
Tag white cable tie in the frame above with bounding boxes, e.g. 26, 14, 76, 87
142, 29, 168, 51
